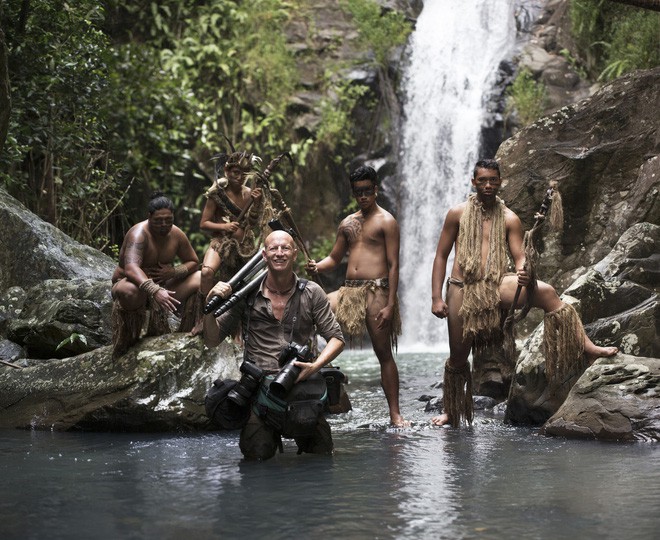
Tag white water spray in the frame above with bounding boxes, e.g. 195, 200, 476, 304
396, 0, 518, 351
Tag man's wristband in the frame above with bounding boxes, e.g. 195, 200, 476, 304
139, 278, 162, 297
173, 264, 189, 278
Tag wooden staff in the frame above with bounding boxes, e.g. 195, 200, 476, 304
504, 182, 562, 332
1, 359, 22, 369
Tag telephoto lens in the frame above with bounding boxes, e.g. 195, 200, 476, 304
269, 360, 301, 399
269, 343, 312, 399
227, 361, 264, 407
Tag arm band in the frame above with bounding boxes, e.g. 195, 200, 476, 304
139, 278, 162, 297
173, 264, 189, 278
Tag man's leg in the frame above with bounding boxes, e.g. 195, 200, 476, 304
432, 281, 473, 426
499, 276, 617, 363
239, 410, 280, 461
190, 249, 221, 336
364, 288, 406, 427
111, 279, 147, 358
294, 416, 334, 455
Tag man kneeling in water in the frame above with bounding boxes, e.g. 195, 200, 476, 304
204, 231, 344, 460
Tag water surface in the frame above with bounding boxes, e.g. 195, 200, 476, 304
1, 351, 658, 540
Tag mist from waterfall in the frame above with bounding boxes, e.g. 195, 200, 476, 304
396, 0, 518, 351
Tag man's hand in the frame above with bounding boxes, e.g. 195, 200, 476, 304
153, 288, 180, 313
376, 305, 393, 330
516, 268, 531, 287
293, 360, 319, 383
223, 221, 240, 234
432, 297, 449, 319
305, 259, 318, 275
206, 281, 232, 304
149, 262, 175, 284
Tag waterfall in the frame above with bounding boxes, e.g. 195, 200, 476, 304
395, 0, 519, 351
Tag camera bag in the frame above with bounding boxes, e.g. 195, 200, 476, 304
204, 378, 251, 430
255, 372, 328, 438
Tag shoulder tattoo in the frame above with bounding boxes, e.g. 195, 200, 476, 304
341, 214, 364, 243
124, 239, 145, 265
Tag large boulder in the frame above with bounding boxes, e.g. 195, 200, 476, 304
0, 334, 241, 431
540, 355, 660, 442
497, 68, 660, 289
505, 223, 659, 426
0, 187, 115, 292
7, 278, 113, 358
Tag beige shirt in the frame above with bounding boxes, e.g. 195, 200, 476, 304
215, 275, 344, 371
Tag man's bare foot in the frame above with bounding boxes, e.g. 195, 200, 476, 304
188, 320, 203, 337
390, 415, 411, 428
585, 345, 618, 365
431, 414, 450, 426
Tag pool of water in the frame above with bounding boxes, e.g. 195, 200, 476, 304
1, 351, 658, 539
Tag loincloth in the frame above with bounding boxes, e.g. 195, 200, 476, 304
336, 278, 401, 349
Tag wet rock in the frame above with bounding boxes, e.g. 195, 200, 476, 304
0, 187, 115, 291
498, 69, 660, 289
0, 338, 25, 363
0, 286, 26, 334
7, 278, 112, 358
541, 355, 660, 442
0, 334, 241, 432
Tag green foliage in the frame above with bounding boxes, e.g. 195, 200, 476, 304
308, 234, 336, 263
0, 0, 127, 250
506, 68, 547, 126
339, 0, 411, 68
56, 333, 87, 351
0, 0, 303, 255
316, 80, 370, 160
569, 0, 660, 81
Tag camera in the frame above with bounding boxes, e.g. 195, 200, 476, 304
269, 342, 313, 399
227, 360, 264, 408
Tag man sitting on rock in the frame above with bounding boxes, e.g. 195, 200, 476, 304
111, 192, 201, 358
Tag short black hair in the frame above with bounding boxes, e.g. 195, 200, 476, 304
147, 191, 174, 214
349, 165, 378, 186
473, 159, 500, 178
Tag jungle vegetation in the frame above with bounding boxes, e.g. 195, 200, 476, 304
0, 0, 410, 255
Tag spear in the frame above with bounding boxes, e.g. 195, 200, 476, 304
503, 181, 563, 359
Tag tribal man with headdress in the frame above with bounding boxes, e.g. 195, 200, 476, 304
430, 159, 618, 427
306, 165, 406, 427
190, 150, 264, 336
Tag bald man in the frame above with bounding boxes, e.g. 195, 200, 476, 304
204, 231, 345, 460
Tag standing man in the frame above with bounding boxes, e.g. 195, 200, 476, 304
306, 165, 406, 427
430, 159, 618, 427
204, 230, 345, 460
111, 192, 201, 358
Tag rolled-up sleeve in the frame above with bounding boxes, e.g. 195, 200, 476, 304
307, 282, 344, 344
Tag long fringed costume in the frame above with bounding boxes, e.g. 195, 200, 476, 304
457, 194, 508, 349
335, 278, 402, 350
543, 302, 586, 381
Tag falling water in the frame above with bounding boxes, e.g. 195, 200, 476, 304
396, 0, 521, 351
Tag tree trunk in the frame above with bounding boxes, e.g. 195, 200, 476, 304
0, 27, 10, 156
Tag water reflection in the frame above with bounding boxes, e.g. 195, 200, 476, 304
0, 352, 658, 540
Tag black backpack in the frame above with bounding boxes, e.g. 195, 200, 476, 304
204, 378, 251, 430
